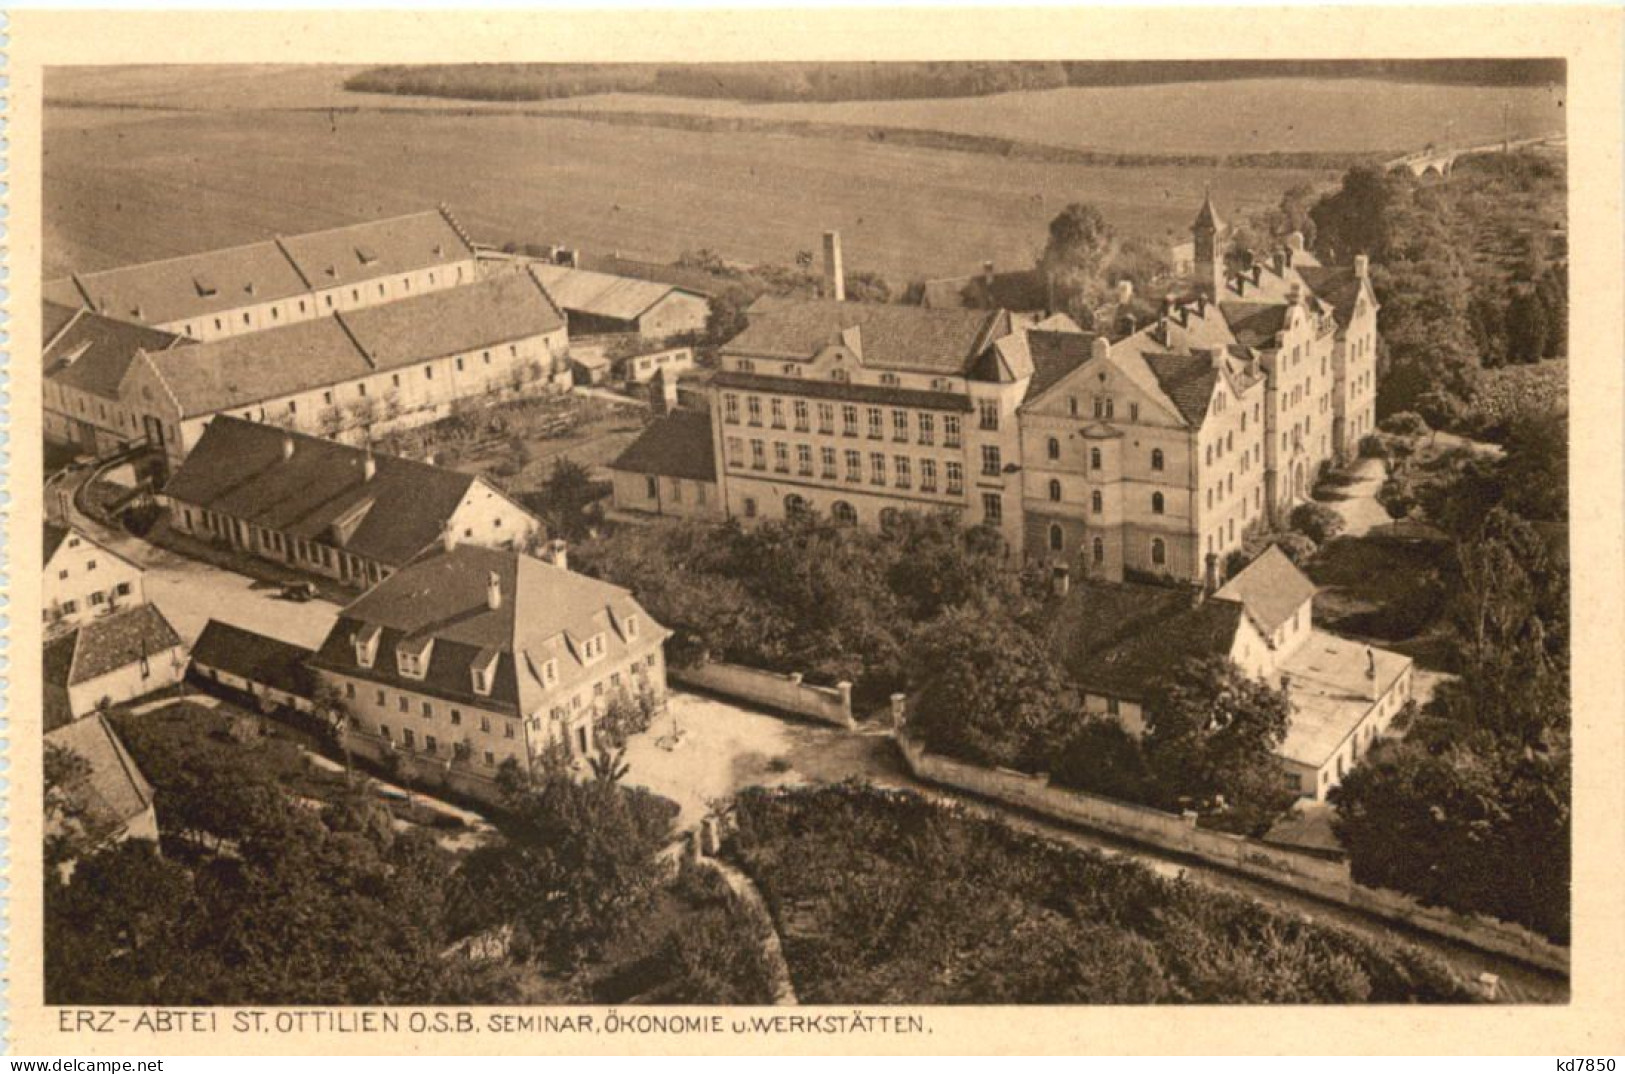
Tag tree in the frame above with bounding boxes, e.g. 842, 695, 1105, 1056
1141, 656, 1295, 835
539, 456, 600, 540
44, 743, 96, 871
1288, 501, 1346, 546
1503, 289, 1550, 365
1040, 203, 1116, 324
1378, 411, 1430, 439
904, 606, 1072, 769
1309, 166, 1401, 262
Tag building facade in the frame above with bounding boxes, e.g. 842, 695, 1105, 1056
43, 603, 189, 727
44, 524, 146, 635
608, 410, 723, 521
310, 542, 670, 801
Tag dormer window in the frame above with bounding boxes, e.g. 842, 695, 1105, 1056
542, 658, 559, 688
583, 634, 606, 662
354, 624, 382, 669
625, 615, 639, 640
471, 648, 499, 696
193, 276, 218, 297
396, 637, 433, 680
356, 245, 379, 266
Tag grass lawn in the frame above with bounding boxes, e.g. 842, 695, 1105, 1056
1307, 525, 1456, 669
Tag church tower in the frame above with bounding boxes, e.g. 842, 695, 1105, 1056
1193, 189, 1227, 300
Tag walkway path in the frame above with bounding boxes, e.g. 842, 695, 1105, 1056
1322, 458, 1392, 538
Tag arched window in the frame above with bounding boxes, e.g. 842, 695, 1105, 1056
831, 501, 858, 526
878, 507, 901, 531
784, 494, 809, 517
1152, 492, 1165, 515
1151, 538, 1167, 566
1091, 491, 1103, 514
1090, 447, 1102, 471
1047, 437, 1061, 461
1151, 448, 1164, 471
1048, 479, 1062, 502
1048, 524, 1064, 552
1092, 537, 1104, 565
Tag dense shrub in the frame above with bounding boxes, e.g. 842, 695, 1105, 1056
725, 785, 1475, 1004
1463, 360, 1568, 442
1288, 501, 1347, 545
1379, 411, 1431, 439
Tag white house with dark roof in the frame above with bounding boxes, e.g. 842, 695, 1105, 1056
44, 523, 145, 635
118, 267, 568, 465
309, 541, 670, 800
45, 712, 160, 871
609, 410, 723, 521
43, 603, 188, 728
42, 303, 187, 455
46, 207, 479, 343
164, 416, 543, 589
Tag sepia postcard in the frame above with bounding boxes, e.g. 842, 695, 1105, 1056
4, 5, 1623, 1057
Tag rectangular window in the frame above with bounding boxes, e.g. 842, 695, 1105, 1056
978, 400, 999, 431
946, 461, 964, 495
726, 437, 744, 467
797, 444, 813, 476
770, 398, 786, 429
944, 415, 962, 448
845, 450, 862, 482
422, 701, 433, 718
793, 400, 810, 432
451, 709, 462, 726
774, 442, 790, 473
747, 397, 762, 426
920, 458, 938, 492
870, 453, 886, 485
981, 445, 1002, 476
842, 405, 859, 436
895, 456, 911, 489
723, 394, 739, 423
817, 403, 835, 434
982, 492, 1003, 523
425, 736, 438, 755
892, 410, 909, 441
403, 729, 416, 749
821, 446, 837, 478
867, 408, 884, 440
751, 440, 766, 470
918, 413, 935, 445
377, 689, 386, 705
399, 696, 410, 713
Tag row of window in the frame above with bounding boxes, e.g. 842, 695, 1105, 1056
45, 582, 134, 620
730, 359, 956, 394
725, 438, 968, 495
641, 475, 710, 507
176, 266, 467, 339
723, 394, 965, 447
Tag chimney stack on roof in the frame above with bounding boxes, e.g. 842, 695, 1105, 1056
1288, 282, 1303, 306
983, 260, 996, 287
442, 522, 459, 553
1354, 254, 1370, 280
1115, 279, 1134, 307
362, 447, 377, 482
281, 433, 295, 461
486, 571, 502, 611
1208, 344, 1228, 372
1091, 335, 1111, 363
1272, 250, 1286, 276
1288, 231, 1306, 253
823, 231, 846, 303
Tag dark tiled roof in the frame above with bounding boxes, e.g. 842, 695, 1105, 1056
1024, 330, 1099, 404
44, 308, 186, 401
920, 268, 1048, 313
277, 209, 474, 291
724, 298, 1007, 377
1193, 191, 1226, 233
190, 620, 318, 699
610, 410, 717, 483
340, 267, 565, 368
49, 604, 186, 690
1296, 266, 1364, 329
311, 545, 663, 717
1215, 545, 1318, 635
43, 299, 82, 346
712, 370, 974, 413
1219, 301, 1291, 348
144, 316, 369, 416
1052, 582, 1244, 701
44, 713, 155, 843
65, 241, 312, 327
163, 416, 506, 569
45, 523, 71, 563
1143, 352, 1220, 426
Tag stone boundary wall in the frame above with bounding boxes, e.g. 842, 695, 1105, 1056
674, 662, 854, 729
893, 733, 1569, 977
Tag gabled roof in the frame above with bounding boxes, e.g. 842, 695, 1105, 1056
163, 416, 514, 569
277, 209, 474, 290
338, 267, 565, 368
43, 523, 141, 575
46, 603, 185, 693
920, 268, 1048, 313
576, 254, 728, 298
530, 263, 701, 322
1296, 265, 1366, 330
44, 308, 186, 401
1143, 352, 1222, 427
190, 619, 318, 699
1219, 301, 1292, 349
57, 241, 312, 327
1215, 544, 1318, 636
610, 410, 717, 483
724, 298, 1009, 377
44, 713, 155, 842
140, 316, 368, 416
311, 544, 666, 717
45, 523, 72, 564
1023, 330, 1100, 404
1051, 581, 1245, 702
43, 299, 83, 347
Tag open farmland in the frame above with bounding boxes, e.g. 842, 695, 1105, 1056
43, 107, 1335, 282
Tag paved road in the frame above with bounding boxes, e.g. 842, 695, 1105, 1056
1326, 457, 1393, 538
626, 692, 1566, 1002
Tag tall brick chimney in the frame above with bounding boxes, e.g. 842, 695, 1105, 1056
823, 231, 846, 302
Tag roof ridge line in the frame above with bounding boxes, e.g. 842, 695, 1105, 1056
332, 309, 376, 369
274, 235, 315, 289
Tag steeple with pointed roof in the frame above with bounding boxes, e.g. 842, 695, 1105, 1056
1192, 188, 1227, 300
